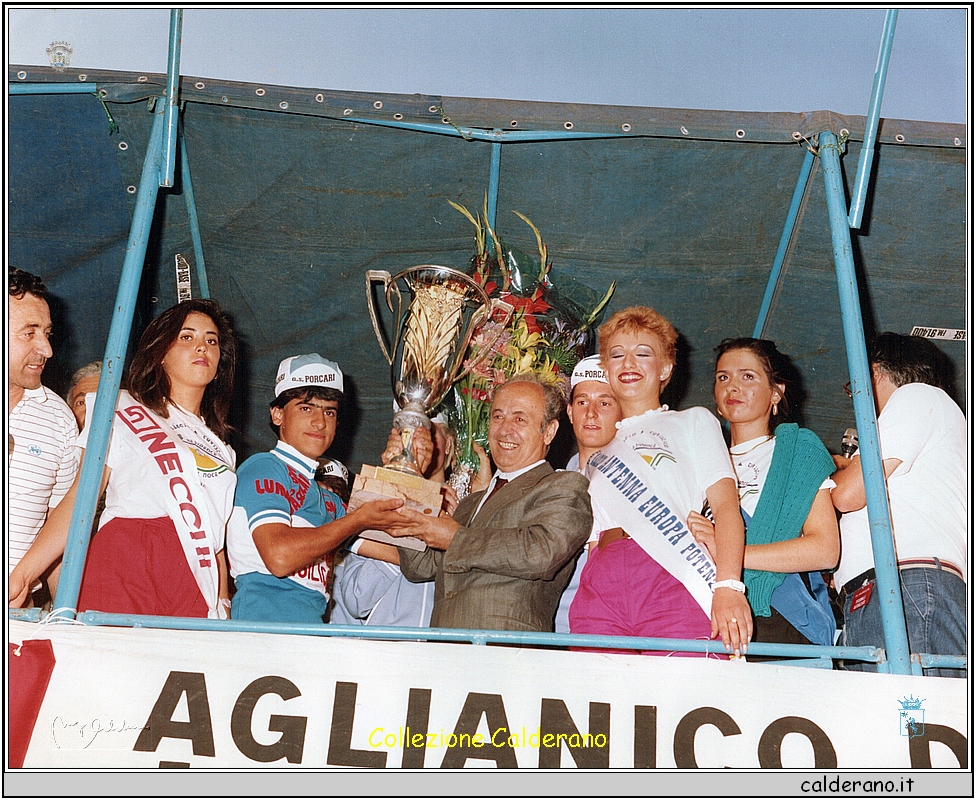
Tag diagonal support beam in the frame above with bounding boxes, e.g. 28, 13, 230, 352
818, 129, 912, 675
848, 9, 898, 229
753, 147, 816, 338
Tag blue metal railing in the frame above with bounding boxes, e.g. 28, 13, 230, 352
9, 606, 965, 672
848, 9, 898, 229
8, 83, 97, 95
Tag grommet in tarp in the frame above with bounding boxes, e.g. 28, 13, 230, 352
17, 70, 26, 80
279, 101, 289, 110
126, 185, 137, 194
735, 129, 746, 138
429, 105, 439, 113
221, 96, 228, 102
894, 133, 905, 142
441, 118, 450, 124
315, 93, 324, 103
621, 123, 631, 132
98, 89, 108, 98
564, 121, 574, 129
373, 100, 383, 109
137, 76, 148, 82
393, 113, 403, 120
839, 128, 849, 137
118, 141, 128, 151
792, 131, 803, 140
194, 81, 205, 90
343, 108, 353, 116
509, 120, 518, 127
680, 126, 690, 135
78, 74, 88, 81
954, 137, 962, 146
255, 87, 266, 96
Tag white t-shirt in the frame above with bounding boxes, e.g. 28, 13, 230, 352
590, 405, 735, 542
79, 393, 237, 553
835, 383, 967, 587
8, 386, 80, 572
731, 435, 833, 524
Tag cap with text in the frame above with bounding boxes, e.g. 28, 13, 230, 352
571, 354, 609, 388
316, 457, 350, 483
274, 353, 344, 396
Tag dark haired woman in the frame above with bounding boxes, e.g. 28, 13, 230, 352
688, 338, 839, 651
9, 299, 238, 619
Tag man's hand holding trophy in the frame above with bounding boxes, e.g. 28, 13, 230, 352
347, 266, 510, 549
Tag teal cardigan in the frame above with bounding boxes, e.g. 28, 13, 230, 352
742, 423, 836, 616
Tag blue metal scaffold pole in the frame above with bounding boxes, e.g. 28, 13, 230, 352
54, 9, 186, 615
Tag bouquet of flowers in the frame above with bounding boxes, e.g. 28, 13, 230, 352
441, 198, 615, 497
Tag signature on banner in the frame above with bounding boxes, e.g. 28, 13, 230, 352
51, 716, 149, 750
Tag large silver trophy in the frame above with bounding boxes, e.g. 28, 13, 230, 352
366, 265, 511, 475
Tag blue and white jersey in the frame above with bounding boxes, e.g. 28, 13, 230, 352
228, 440, 344, 596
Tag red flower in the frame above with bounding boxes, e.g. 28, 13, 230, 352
500, 291, 551, 335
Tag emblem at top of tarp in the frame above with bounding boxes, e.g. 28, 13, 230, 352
46, 41, 73, 72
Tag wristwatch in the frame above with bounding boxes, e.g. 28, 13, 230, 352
712, 579, 746, 593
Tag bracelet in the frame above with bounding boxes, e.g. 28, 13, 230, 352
712, 579, 746, 593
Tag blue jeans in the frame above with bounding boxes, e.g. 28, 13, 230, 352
842, 565, 966, 677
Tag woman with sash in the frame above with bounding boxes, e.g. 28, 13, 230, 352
569, 307, 752, 657
9, 299, 238, 619
687, 338, 838, 652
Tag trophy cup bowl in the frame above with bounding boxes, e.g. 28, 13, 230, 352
366, 265, 510, 474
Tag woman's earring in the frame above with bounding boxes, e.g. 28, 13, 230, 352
772, 402, 779, 416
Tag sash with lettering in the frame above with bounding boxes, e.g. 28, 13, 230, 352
585, 436, 716, 615
113, 390, 225, 619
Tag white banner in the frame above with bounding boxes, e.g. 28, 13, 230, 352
10, 620, 967, 769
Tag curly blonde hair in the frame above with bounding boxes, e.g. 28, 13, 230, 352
598, 306, 678, 368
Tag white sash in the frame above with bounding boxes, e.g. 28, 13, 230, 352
113, 391, 225, 619
585, 436, 716, 615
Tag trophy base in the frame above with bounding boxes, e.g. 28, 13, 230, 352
347, 465, 444, 552
382, 459, 423, 476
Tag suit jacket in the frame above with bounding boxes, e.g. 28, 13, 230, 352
399, 463, 592, 631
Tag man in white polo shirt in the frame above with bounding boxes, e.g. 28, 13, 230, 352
8, 268, 79, 598
831, 332, 966, 677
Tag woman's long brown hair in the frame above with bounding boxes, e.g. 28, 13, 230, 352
126, 299, 238, 440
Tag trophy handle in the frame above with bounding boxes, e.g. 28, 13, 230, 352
365, 270, 395, 365
454, 297, 515, 381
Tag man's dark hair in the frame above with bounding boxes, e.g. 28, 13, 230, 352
9, 268, 47, 300
269, 385, 343, 436
316, 473, 351, 505
869, 332, 951, 391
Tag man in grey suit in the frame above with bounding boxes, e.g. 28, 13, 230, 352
389, 373, 593, 631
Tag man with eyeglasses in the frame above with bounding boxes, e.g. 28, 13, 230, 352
831, 333, 965, 677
